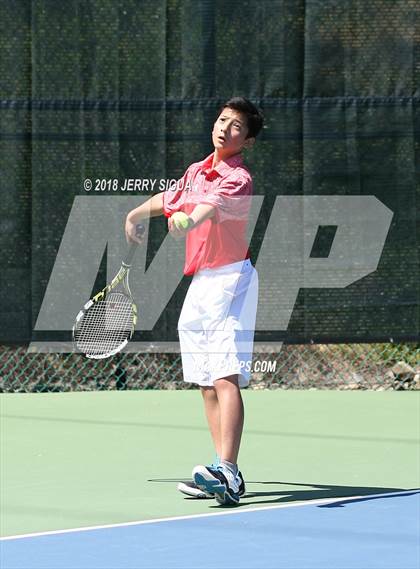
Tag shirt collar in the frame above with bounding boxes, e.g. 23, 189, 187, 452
200, 152, 243, 177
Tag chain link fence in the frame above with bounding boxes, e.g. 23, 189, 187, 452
1, 342, 418, 393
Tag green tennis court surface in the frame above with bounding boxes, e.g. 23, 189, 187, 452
1, 390, 418, 539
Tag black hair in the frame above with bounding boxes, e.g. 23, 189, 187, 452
218, 97, 264, 139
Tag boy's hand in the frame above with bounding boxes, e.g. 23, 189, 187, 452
168, 212, 194, 239
125, 214, 146, 244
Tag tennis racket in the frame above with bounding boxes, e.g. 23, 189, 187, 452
73, 224, 145, 359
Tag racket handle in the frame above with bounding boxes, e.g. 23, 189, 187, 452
124, 224, 145, 266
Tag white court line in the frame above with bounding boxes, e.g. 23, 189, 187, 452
1, 489, 418, 542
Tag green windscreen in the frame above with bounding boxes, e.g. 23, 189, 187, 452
0, 0, 418, 344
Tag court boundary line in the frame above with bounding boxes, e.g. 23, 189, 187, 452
1, 489, 418, 542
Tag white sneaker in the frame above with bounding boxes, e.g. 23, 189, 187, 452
192, 464, 241, 505
177, 480, 214, 499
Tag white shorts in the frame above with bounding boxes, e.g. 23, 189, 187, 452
177, 259, 259, 388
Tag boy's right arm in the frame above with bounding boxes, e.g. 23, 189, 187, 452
125, 192, 164, 244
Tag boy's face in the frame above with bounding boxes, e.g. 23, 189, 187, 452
212, 107, 255, 156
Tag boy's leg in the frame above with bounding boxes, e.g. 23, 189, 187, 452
177, 386, 218, 497
178, 387, 221, 500
200, 386, 222, 457
192, 374, 244, 505
212, 374, 244, 464
179, 384, 246, 500
200, 378, 244, 464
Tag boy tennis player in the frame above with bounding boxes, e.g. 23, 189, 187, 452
125, 97, 263, 505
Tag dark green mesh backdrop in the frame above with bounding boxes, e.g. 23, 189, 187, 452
0, 0, 419, 344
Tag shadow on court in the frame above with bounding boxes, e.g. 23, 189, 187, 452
317, 490, 420, 508
148, 478, 419, 508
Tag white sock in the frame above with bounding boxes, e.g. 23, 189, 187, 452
220, 459, 238, 477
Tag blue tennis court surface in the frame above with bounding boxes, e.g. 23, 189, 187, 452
1, 491, 418, 569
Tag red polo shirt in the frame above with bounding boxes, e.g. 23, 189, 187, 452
163, 152, 252, 275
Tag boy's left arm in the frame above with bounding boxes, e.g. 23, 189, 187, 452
189, 204, 216, 226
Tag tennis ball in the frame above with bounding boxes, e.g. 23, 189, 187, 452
171, 211, 190, 230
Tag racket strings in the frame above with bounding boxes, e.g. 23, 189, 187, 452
75, 292, 135, 356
